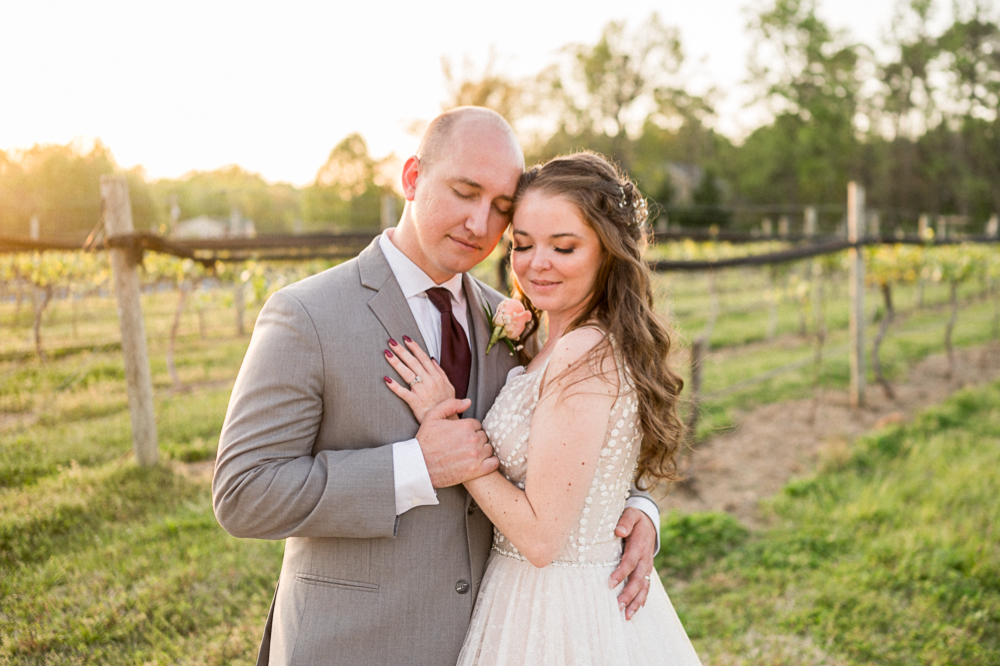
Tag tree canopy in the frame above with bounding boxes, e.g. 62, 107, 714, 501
4, 2, 1000, 238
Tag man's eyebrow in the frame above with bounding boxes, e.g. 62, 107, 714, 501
452, 177, 514, 203
452, 177, 482, 189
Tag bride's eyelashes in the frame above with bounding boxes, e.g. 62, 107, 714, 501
512, 245, 575, 254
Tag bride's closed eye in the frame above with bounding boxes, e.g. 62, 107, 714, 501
513, 244, 574, 254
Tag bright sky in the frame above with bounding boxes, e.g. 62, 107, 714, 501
0, 0, 904, 186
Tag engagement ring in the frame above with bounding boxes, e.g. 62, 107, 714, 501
409, 376, 422, 387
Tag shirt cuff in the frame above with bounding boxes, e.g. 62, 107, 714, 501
392, 439, 439, 516
625, 496, 661, 555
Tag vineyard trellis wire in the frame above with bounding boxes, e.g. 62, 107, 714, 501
1, 178, 999, 464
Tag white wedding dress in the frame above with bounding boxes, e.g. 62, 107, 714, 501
458, 354, 702, 666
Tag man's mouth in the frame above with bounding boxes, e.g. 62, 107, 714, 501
449, 236, 480, 251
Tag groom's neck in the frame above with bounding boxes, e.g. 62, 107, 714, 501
385, 226, 457, 285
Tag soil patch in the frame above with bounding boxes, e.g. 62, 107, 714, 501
660, 342, 1000, 526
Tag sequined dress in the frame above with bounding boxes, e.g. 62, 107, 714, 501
457, 354, 702, 666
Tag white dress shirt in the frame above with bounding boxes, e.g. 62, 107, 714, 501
381, 230, 660, 550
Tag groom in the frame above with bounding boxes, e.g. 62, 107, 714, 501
213, 107, 660, 665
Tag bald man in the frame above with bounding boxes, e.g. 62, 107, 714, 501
213, 107, 659, 666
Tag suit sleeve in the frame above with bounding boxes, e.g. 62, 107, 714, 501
212, 290, 398, 540
625, 488, 661, 554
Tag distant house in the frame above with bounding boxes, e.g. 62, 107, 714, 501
172, 216, 226, 239
171, 214, 256, 239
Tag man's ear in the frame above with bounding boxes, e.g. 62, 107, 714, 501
401, 156, 420, 201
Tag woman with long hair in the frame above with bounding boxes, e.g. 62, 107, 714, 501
383, 151, 701, 665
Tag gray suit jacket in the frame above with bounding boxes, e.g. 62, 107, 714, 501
213, 239, 521, 665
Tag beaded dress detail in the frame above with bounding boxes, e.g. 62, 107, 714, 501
457, 348, 702, 666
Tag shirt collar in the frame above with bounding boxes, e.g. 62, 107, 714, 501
379, 230, 465, 303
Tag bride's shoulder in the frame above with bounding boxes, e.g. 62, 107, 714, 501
545, 326, 618, 392
550, 326, 604, 360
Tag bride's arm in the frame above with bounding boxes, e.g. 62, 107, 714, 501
463, 328, 617, 568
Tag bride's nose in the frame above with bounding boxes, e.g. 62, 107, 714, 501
530, 251, 551, 272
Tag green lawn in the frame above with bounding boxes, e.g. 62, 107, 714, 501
658, 380, 1000, 665
0, 462, 281, 664
1, 255, 998, 663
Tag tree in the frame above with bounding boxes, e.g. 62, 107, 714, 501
865, 0, 941, 221
0, 140, 115, 237
533, 14, 687, 171
302, 133, 395, 230
938, 1, 1000, 218
154, 165, 300, 234
740, 0, 864, 204
441, 51, 524, 123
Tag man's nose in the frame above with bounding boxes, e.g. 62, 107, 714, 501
465, 198, 492, 237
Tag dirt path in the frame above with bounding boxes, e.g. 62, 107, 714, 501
659, 342, 1000, 526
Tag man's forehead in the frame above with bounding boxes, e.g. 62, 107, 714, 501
449, 120, 523, 167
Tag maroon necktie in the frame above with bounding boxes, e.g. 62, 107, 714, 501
426, 287, 472, 400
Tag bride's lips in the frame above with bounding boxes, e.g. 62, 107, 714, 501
529, 279, 560, 292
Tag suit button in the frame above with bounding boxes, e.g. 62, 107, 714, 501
455, 580, 470, 594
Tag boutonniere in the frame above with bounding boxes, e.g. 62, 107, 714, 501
483, 298, 532, 355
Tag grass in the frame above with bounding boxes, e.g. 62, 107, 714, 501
663, 380, 1000, 665
0, 463, 282, 664
1, 256, 997, 662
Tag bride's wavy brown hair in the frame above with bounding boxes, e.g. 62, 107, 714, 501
509, 151, 685, 486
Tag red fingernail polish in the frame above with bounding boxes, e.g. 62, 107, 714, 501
388, 338, 398, 346
403, 335, 413, 343
384, 376, 392, 384
384, 349, 393, 358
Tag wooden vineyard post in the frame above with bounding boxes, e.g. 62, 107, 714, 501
804, 207, 817, 237
847, 182, 866, 409
686, 337, 706, 443
868, 211, 880, 239
101, 175, 158, 466
234, 280, 246, 336
937, 215, 948, 240
380, 193, 397, 230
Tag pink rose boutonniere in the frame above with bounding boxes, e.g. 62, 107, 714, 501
483, 298, 532, 355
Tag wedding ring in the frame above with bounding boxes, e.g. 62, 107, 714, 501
409, 375, 422, 387
643, 575, 651, 582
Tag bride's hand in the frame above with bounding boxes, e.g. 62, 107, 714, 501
383, 336, 458, 423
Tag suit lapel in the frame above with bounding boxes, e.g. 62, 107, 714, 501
359, 239, 499, 421
358, 239, 428, 352
463, 274, 495, 422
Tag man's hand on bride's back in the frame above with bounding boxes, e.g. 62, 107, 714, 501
383, 336, 456, 423
417, 400, 498, 488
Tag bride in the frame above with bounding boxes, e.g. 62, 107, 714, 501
383, 151, 702, 665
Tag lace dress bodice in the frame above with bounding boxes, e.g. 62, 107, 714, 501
481, 355, 642, 568
461, 346, 703, 666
